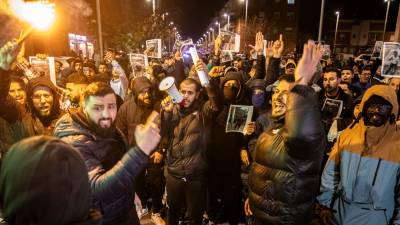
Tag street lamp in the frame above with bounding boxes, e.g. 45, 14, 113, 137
333, 11, 340, 54
215, 21, 221, 34
224, 13, 230, 31
318, 0, 326, 42
162, 12, 169, 21
239, 0, 249, 27
146, 0, 156, 16
383, 0, 392, 41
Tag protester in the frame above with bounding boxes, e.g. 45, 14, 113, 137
320, 68, 353, 145
0, 136, 102, 225
245, 41, 326, 225
115, 77, 165, 225
0, 41, 45, 157
318, 85, 400, 225
8, 75, 27, 106
54, 82, 161, 225
27, 76, 62, 135
65, 72, 89, 109
160, 60, 223, 225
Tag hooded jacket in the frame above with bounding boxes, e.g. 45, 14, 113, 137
115, 77, 161, 148
0, 136, 101, 225
54, 109, 148, 225
28, 76, 62, 135
318, 85, 400, 225
248, 85, 326, 225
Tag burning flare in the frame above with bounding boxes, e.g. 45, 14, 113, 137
9, 0, 55, 31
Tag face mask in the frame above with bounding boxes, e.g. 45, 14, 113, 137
363, 103, 392, 127
252, 93, 266, 109
223, 86, 238, 102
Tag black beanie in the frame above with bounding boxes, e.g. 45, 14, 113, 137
0, 136, 100, 225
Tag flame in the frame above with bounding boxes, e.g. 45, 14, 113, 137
9, 0, 55, 30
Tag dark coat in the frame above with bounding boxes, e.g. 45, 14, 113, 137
0, 69, 44, 159
115, 77, 160, 148
248, 85, 326, 225
161, 81, 223, 180
54, 109, 148, 225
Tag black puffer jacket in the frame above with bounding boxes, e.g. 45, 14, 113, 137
162, 81, 223, 180
248, 85, 326, 225
54, 109, 148, 225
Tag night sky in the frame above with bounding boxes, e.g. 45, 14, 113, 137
161, 0, 399, 40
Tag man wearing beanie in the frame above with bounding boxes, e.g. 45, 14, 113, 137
54, 82, 161, 225
0, 136, 102, 225
28, 76, 62, 135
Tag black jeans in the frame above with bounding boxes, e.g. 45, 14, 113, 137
166, 173, 206, 225
135, 161, 165, 213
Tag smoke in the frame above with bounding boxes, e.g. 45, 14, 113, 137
0, 1, 24, 46
59, 0, 93, 17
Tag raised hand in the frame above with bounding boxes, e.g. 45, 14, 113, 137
161, 96, 174, 112
150, 151, 163, 164
254, 32, 264, 55
272, 34, 284, 58
0, 40, 22, 71
240, 149, 250, 166
134, 111, 161, 155
295, 40, 322, 86
265, 41, 274, 58
214, 35, 223, 55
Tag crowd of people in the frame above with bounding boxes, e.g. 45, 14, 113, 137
0, 29, 399, 225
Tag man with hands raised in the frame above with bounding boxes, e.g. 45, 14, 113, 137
54, 82, 161, 225
245, 41, 326, 225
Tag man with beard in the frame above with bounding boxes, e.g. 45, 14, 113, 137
318, 85, 400, 225
65, 73, 89, 109
320, 68, 353, 146
160, 60, 223, 225
54, 82, 161, 225
115, 77, 165, 225
245, 41, 326, 225
28, 76, 62, 135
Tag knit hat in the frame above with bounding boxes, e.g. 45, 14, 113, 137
0, 136, 100, 225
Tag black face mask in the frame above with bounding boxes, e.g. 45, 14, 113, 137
223, 86, 239, 102
363, 103, 392, 127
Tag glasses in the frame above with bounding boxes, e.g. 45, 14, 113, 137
32, 93, 52, 100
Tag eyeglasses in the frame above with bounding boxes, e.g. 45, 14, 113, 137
32, 94, 52, 100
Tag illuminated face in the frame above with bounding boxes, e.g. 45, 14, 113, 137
66, 83, 87, 104
31, 86, 54, 117
83, 93, 117, 129
271, 80, 293, 119
55, 61, 62, 74
341, 70, 353, 84
9, 82, 27, 105
323, 72, 340, 94
83, 67, 95, 78
179, 82, 199, 108
98, 64, 108, 74
285, 64, 295, 75
137, 88, 152, 107
389, 78, 400, 92
74, 62, 83, 73
360, 70, 371, 84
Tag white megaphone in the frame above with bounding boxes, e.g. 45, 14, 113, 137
159, 76, 183, 104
